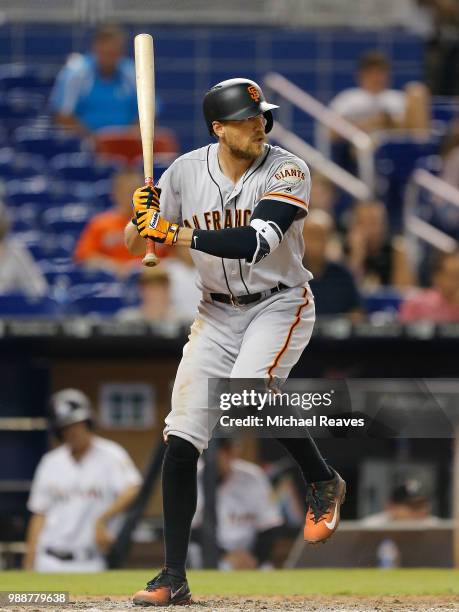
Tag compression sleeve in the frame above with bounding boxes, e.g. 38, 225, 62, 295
190, 199, 297, 259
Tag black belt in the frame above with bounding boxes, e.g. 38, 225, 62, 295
210, 283, 289, 307
45, 547, 96, 561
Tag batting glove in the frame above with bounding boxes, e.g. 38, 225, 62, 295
136, 209, 179, 246
132, 185, 161, 222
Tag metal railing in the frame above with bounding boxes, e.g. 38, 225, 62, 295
404, 168, 459, 266
271, 122, 371, 201
265, 72, 375, 194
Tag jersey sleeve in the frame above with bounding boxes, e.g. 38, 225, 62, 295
260, 157, 310, 218
156, 161, 182, 224
27, 457, 51, 514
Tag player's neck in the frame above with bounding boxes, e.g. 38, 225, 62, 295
217, 144, 256, 184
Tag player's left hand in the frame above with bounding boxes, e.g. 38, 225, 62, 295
136, 209, 180, 246
95, 518, 115, 553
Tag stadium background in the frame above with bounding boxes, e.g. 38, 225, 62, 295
0, 0, 458, 580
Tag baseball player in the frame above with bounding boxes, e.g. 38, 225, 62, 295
126, 78, 346, 606
24, 389, 142, 572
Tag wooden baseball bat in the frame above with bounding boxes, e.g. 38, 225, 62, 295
135, 33, 160, 267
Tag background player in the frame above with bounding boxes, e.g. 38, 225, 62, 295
24, 389, 142, 572
126, 78, 346, 606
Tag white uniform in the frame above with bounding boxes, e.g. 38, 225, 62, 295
159, 143, 316, 453
27, 436, 142, 572
192, 459, 282, 553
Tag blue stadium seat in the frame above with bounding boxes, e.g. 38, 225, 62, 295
41, 204, 92, 237
43, 265, 117, 287
14, 127, 83, 159
5, 177, 53, 207
0, 90, 45, 131
23, 234, 74, 261
10, 202, 46, 230
364, 289, 403, 315
50, 152, 121, 183
68, 289, 125, 317
0, 64, 55, 91
0, 293, 59, 317
0, 148, 47, 180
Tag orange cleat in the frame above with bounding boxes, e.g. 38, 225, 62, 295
133, 568, 192, 606
303, 468, 346, 544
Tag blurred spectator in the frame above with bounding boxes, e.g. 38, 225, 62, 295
190, 439, 282, 570
164, 246, 201, 322
399, 250, 459, 322
303, 210, 363, 321
24, 389, 141, 572
50, 25, 139, 138
309, 172, 338, 215
329, 50, 430, 136
416, 0, 459, 95
0, 201, 48, 297
360, 479, 440, 526
345, 200, 415, 290
117, 266, 183, 323
74, 166, 142, 277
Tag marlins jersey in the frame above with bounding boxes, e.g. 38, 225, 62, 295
157, 143, 313, 294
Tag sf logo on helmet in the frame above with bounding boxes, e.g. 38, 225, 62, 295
247, 85, 260, 101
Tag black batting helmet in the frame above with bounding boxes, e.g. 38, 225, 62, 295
203, 78, 279, 136
49, 388, 94, 436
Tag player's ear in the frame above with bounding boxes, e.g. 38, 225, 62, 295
212, 120, 224, 138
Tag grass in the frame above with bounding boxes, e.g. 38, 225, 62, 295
1, 569, 459, 597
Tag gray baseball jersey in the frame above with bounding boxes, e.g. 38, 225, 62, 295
157, 143, 313, 294
159, 142, 316, 453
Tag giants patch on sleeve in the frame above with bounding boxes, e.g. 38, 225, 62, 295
273, 161, 305, 185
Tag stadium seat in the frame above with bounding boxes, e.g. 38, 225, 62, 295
68, 286, 125, 316
14, 127, 83, 159
0, 64, 55, 92
364, 289, 403, 316
0, 148, 47, 180
5, 177, 53, 207
43, 265, 117, 287
41, 204, 92, 237
0, 90, 45, 129
50, 152, 121, 183
0, 293, 59, 317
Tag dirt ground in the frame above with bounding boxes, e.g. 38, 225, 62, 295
4, 595, 459, 612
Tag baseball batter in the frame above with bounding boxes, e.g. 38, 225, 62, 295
126, 78, 346, 606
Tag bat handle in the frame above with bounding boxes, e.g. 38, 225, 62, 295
142, 176, 160, 267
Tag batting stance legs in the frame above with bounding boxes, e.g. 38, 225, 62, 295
156, 287, 342, 574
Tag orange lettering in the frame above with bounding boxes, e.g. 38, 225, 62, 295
212, 211, 221, 230
224, 210, 233, 228
247, 85, 260, 101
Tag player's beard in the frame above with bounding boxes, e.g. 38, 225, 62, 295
224, 133, 266, 160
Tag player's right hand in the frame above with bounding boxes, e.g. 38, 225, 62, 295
132, 185, 161, 217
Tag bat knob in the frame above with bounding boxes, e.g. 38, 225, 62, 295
142, 251, 160, 267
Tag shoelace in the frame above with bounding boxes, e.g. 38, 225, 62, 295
146, 568, 169, 590
305, 481, 336, 524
